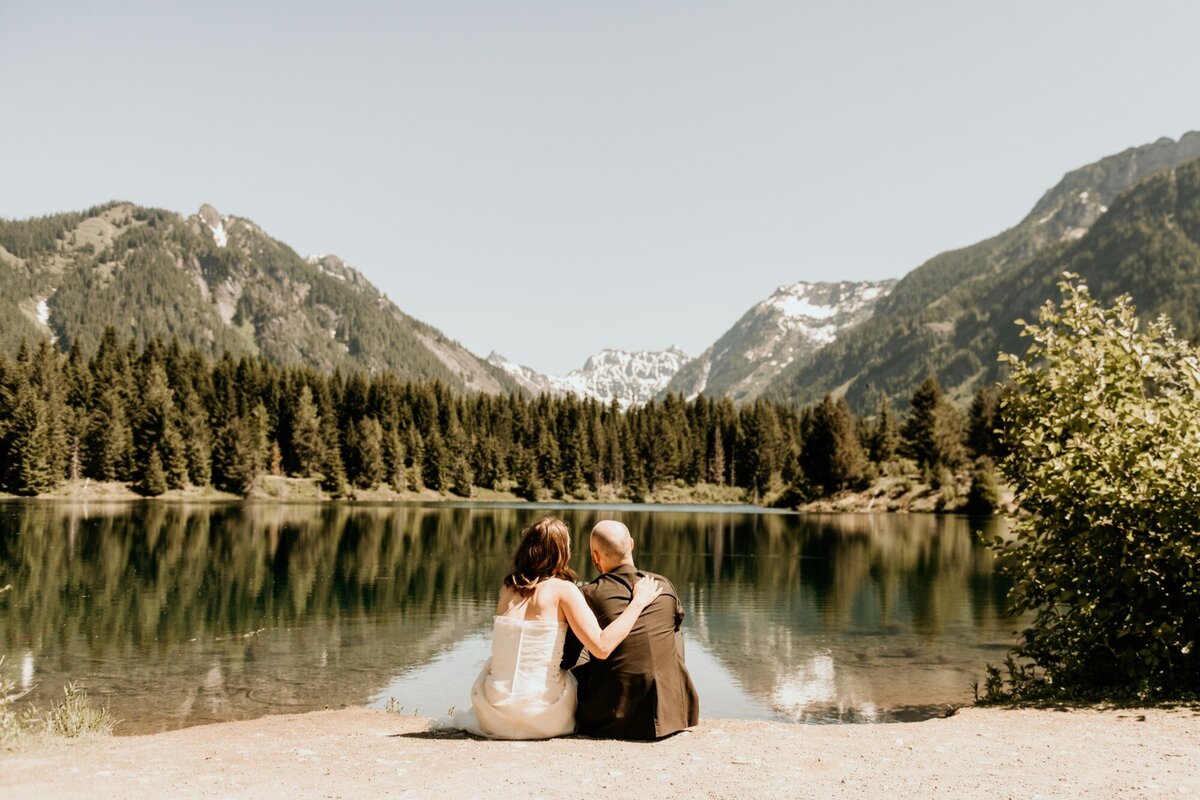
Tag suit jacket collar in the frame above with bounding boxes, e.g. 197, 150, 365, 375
610, 563, 639, 577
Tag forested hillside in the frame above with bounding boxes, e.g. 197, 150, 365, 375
767, 132, 1200, 410
0, 202, 520, 394
973, 157, 1200, 363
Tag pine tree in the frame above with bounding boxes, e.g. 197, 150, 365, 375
444, 418, 473, 497
161, 423, 190, 489
404, 427, 425, 490
133, 363, 189, 490
291, 385, 323, 476
86, 388, 132, 481
349, 417, 385, 489
247, 403, 272, 475
901, 376, 966, 475
901, 377, 941, 470
625, 455, 648, 502
212, 418, 256, 495
866, 398, 900, 464
800, 395, 868, 494
472, 435, 503, 491
562, 422, 588, 496
448, 451, 473, 498
6, 384, 57, 495
319, 427, 348, 497
708, 426, 726, 485
29, 341, 69, 483
140, 448, 168, 496
512, 445, 541, 501
423, 428, 447, 492
180, 394, 212, 486
382, 425, 407, 491
534, 424, 562, 497
745, 400, 782, 496
967, 384, 1001, 459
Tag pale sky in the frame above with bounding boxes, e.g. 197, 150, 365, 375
3, 1, 1199, 374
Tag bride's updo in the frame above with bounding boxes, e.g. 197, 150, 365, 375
504, 516, 578, 591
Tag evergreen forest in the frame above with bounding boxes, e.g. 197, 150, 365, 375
0, 330, 1000, 505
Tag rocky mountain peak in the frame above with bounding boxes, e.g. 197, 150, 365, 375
665, 279, 896, 403
306, 254, 375, 293
1024, 131, 1200, 242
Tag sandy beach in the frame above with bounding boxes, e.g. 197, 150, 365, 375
3, 707, 1198, 799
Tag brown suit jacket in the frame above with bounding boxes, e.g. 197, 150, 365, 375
562, 564, 700, 739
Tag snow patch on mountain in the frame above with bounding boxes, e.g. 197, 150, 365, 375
742, 281, 892, 362
32, 293, 57, 344
196, 204, 229, 247
488, 347, 690, 407
767, 292, 838, 320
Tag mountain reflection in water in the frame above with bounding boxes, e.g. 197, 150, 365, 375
0, 502, 1017, 733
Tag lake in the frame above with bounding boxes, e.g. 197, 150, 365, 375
0, 501, 1018, 734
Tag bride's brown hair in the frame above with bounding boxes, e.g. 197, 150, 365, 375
504, 516, 577, 591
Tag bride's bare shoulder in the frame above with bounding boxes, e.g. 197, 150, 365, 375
495, 584, 524, 613
546, 578, 584, 597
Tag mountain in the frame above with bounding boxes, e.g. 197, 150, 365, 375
0, 202, 521, 394
488, 346, 690, 407
966, 154, 1200, 367
485, 352, 561, 397
766, 131, 1200, 409
664, 280, 896, 404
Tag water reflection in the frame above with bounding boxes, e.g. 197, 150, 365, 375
0, 502, 1016, 733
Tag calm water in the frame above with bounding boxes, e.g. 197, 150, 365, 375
0, 501, 1018, 734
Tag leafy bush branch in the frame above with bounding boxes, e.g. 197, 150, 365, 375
984, 275, 1200, 701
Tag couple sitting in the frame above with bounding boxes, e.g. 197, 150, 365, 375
460, 516, 699, 740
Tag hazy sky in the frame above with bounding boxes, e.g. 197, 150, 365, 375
3, 2, 1199, 373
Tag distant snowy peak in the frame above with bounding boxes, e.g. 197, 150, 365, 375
665, 279, 896, 403
562, 347, 690, 406
488, 346, 690, 407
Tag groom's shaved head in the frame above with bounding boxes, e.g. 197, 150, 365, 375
590, 520, 633, 561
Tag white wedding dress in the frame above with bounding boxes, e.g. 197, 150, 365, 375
457, 615, 578, 739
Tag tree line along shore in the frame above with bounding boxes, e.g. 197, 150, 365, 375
0, 327, 1003, 510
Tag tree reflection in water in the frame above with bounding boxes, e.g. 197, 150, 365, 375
0, 502, 1015, 732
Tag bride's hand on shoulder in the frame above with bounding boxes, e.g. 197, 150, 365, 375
632, 575, 662, 608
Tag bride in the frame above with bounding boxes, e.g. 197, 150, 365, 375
461, 516, 660, 739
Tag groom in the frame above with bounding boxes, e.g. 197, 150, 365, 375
562, 520, 700, 739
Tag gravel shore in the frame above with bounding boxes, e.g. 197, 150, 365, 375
4, 707, 1198, 799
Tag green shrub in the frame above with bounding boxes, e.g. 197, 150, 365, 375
990, 276, 1200, 700
42, 682, 115, 737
